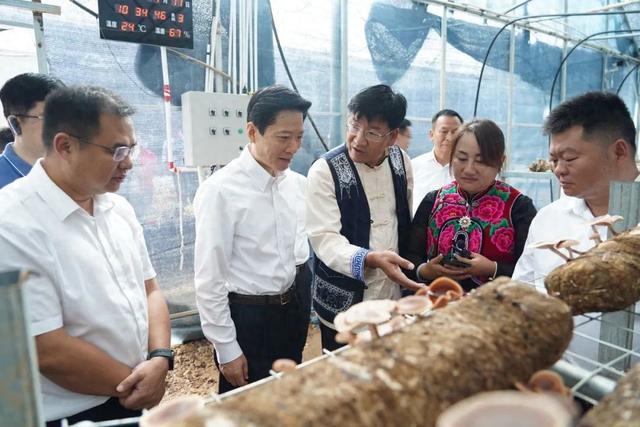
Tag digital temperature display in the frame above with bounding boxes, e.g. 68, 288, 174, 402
98, 0, 193, 49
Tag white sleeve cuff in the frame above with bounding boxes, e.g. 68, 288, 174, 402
214, 340, 243, 365
31, 315, 63, 336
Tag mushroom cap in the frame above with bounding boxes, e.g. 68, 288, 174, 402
139, 395, 206, 427
427, 277, 464, 303
553, 239, 580, 250
436, 391, 575, 427
529, 240, 562, 250
334, 299, 397, 333
272, 358, 297, 373
395, 295, 433, 315
588, 214, 624, 227
529, 370, 570, 396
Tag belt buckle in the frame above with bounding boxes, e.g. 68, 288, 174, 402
280, 290, 290, 305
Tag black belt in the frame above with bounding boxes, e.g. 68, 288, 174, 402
229, 282, 297, 306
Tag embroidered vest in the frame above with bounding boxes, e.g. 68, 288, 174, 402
312, 144, 411, 323
426, 180, 521, 287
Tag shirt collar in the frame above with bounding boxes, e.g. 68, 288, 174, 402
2, 142, 32, 177
239, 144, 283, 191
561, 195, 594, 220
427, 149, 448, 167
29, 160, 85, 221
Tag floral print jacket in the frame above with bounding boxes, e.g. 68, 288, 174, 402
403, 180, 537, 291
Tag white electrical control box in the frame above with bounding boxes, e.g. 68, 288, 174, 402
182, 91, 250, 166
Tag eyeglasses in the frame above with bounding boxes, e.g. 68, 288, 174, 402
68, 133, 137, 162
347, 122, 394, 143
13, 113, 44, 120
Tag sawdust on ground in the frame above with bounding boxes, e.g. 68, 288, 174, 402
164, 324, 322, 401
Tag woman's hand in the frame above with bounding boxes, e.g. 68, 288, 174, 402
454, 252, 497, 278
418, 254, 471, 282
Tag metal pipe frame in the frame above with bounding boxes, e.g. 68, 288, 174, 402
0, 0, 59, 14
548, 29, 640, 113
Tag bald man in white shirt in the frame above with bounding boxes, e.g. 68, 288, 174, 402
194, 86, 312, 393
411, 109, 463, 213
0, 86, 170, 426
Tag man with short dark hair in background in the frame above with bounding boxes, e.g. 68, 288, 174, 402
0, 126, 13, 152
0, 86, 171, 426
411, 109, 463, 212
513, 91, 640, 286
395, 118, 412, 151
306, 84, 422, 351
0, 73, 64, 188
194, 85, 312, 393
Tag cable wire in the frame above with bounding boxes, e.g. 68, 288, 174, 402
473, 10, 640, 117
267, 0, 329, 152
617, 62, 640, 94
549, 29, 639, 112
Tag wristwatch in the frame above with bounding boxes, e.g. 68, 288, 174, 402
148, 348, 174, 370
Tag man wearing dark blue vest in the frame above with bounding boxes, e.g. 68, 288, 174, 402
306, 84, 423, 350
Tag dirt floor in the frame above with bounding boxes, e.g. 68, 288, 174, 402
164, 324, 322, 401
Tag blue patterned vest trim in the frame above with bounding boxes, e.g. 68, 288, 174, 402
312, 144, 411, 324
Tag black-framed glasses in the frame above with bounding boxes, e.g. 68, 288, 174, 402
13, 113, 44, 120
67, 133, 137, 162
346, 121, 394, 143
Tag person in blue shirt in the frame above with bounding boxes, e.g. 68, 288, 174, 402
0, 73, 64, 188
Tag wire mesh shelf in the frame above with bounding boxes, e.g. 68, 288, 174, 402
79, 298, 640, 426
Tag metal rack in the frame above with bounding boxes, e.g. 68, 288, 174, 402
79, 302, 640, 426
555, 305, 640, 405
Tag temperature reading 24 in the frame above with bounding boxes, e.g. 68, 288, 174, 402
98, 0, 193, 49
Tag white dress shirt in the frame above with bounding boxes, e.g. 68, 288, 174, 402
306, 150, 413, 326
411, 149, 452, 213
512, 196, 607, 288
194, 146, 298, 364
0, 161, 155, 421
283, 169, 310, 265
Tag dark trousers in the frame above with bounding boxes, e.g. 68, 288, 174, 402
319, 321, 343, 352
46, 397, 141, 427
216, 264, 311, 394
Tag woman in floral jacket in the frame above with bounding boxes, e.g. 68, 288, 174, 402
403, 119, 537, 291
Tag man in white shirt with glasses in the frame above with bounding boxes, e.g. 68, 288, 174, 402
194, 85, 312, 393
306, 84, 422, 351
0, 86, 171, 426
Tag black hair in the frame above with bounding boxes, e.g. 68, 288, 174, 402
43, 86, 135, 149
544, 91, 636, 155
347, 84, 407, 129
399, 118, 412, 131
247, 85, 312, 134
0, 73, 64, 118
0, 127, 13, 151
450, 119, 505, 170
431, 109, 463, 125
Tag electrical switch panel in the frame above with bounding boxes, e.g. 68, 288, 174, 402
182, 91, 250, 166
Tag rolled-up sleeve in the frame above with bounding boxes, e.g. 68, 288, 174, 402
306, 159, 367, 280
193, 182, 242, 364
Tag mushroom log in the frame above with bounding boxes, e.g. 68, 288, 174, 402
578, 363, 640, 427
545, 225, 640, 315
179, 279, 573, 427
